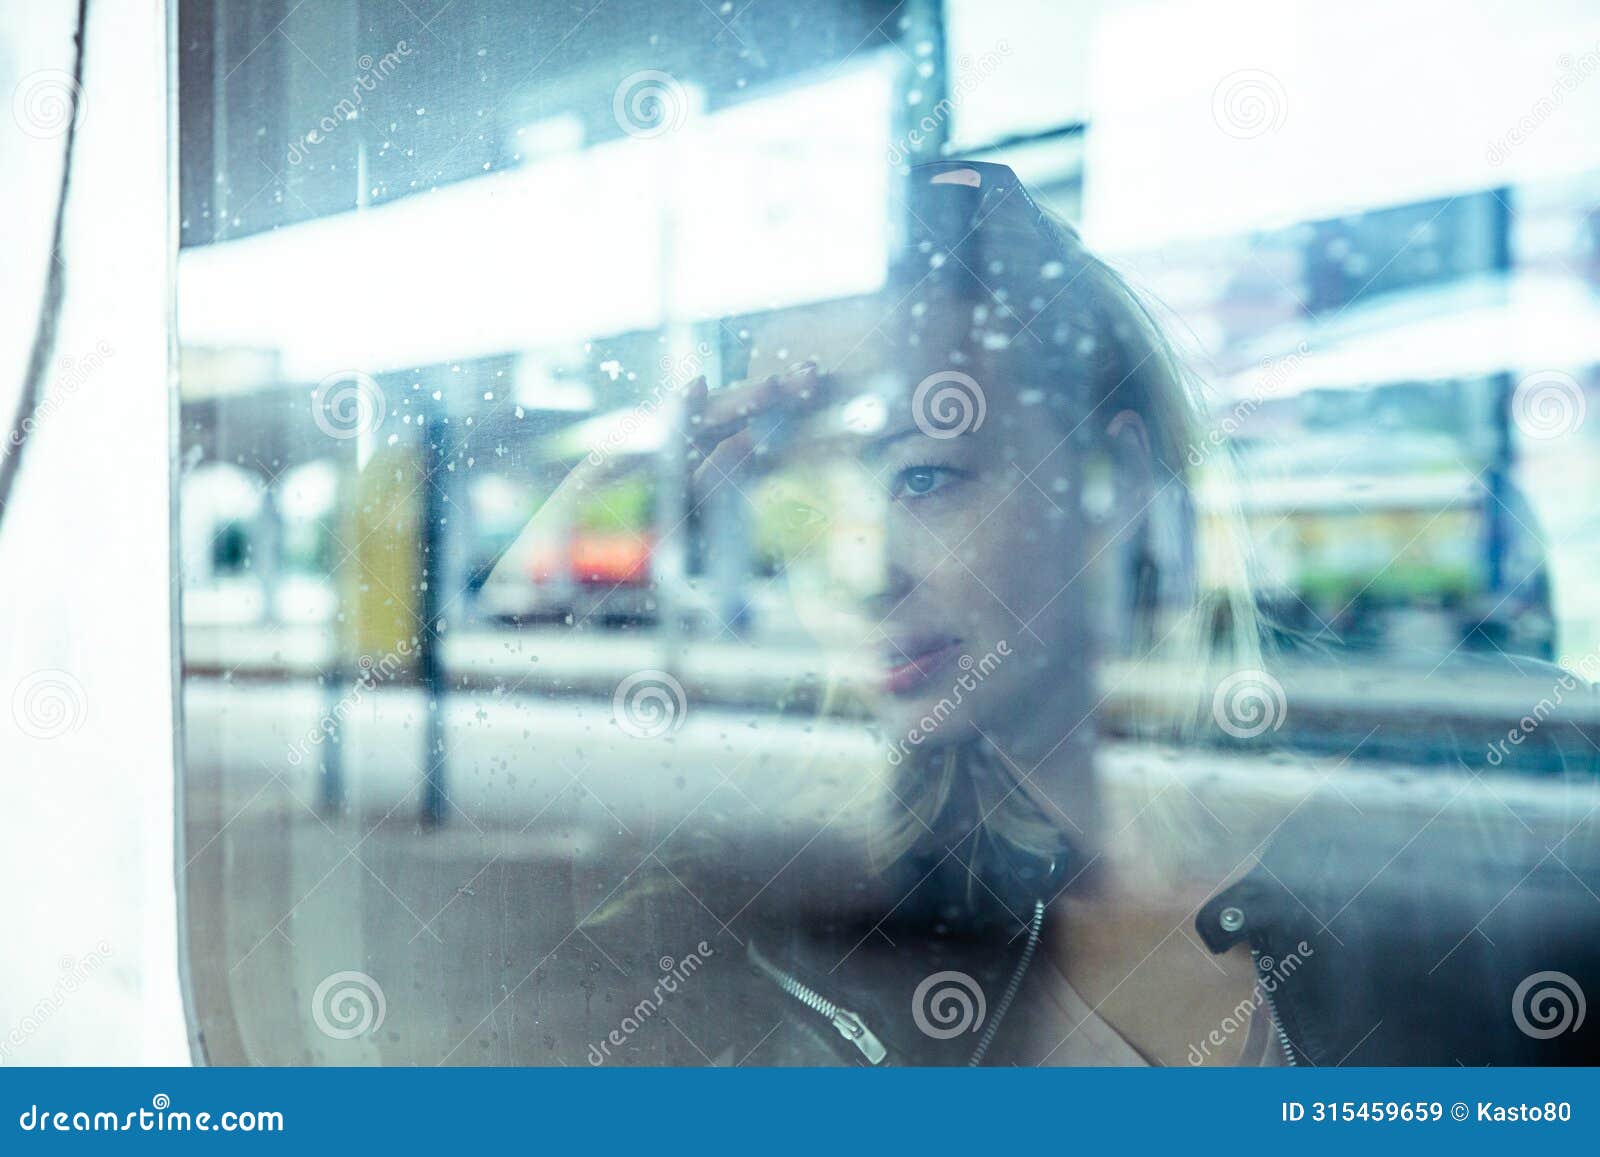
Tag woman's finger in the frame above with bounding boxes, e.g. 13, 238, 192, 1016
691, 425, 758, 497
685, 362, 827, 469
675, 375, 710, 447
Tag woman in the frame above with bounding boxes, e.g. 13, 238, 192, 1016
582, 162, 1600, 1066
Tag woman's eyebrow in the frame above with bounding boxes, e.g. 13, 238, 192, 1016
863, 427, 923, 460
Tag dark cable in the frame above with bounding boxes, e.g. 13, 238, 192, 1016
0, 0, 91, 533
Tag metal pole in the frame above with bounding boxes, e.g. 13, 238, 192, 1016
420, 390, 447, 825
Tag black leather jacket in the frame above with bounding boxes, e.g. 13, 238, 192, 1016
1197, 793, 1600, 1065
651, 654, 1600, 1066
1213, 649, 1600, 1066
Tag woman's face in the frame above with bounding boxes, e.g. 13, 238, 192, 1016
756, 301, 1109, 757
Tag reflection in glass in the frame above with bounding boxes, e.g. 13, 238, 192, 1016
176, 0, 1600, 1068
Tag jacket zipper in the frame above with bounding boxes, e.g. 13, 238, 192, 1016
747, 898, 1047, 1067
747, 942, 889, 1065
1251, 947, 1298, 1066
967, 898, 1046, 1066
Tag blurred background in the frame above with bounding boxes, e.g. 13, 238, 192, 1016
5, 0, 1600, 1065
167, 0, 1600, 1064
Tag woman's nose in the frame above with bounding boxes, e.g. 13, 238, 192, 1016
859, 552, 914, 618
855, 501, 926, 616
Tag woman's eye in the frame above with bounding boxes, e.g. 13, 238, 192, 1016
892, 465, 961, 498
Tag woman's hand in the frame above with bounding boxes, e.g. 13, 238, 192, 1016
680, 362, 829, 501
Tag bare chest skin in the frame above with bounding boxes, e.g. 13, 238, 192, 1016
992, 749, 1299, 1066
1036, 892, 1265, 1066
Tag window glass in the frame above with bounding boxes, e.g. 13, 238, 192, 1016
178, 0, 1600, 1066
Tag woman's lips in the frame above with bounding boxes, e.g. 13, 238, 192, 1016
879, 638, 962, 696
